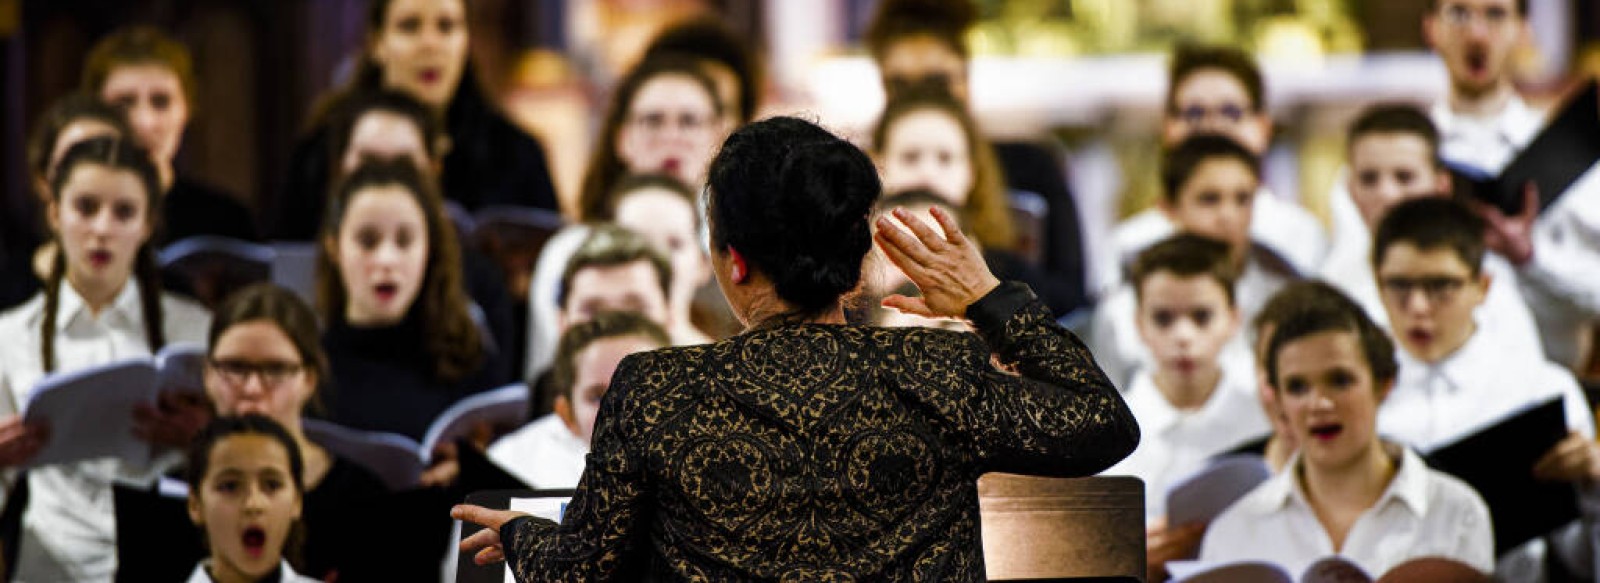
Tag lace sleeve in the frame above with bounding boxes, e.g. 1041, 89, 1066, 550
963, 281, 1140, 476
501, 357, 652, 582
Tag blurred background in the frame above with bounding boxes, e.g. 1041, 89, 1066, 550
4, 0, 1600, 291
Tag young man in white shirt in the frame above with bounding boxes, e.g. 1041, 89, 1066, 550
1093, 135, 1287, 388
1109, 44, 1327, 288
1419, 0, 1600, 368
489, 311, 669, 489
1372, 197, 1600, 581
1101, 234, 1270, 581
1200, 282, 1493, 577
1320, 104, 1543, 359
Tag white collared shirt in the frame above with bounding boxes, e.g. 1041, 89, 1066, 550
1102, 368, 1269, 519
487, 412, 588, 490
0, 281, 210, 581
1316, 223, 1545, 362
186, 559, 318, 583
1198, 445, 1494, 577
1431, 96, 1600, 367
1379, 328, 1594, 451
1090, 252, 1287, 390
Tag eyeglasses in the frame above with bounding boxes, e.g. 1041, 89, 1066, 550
1172, 103, 1251, 127
208, 360, 305, 388
628, 111, 713, 135
1439, 4, 1515, 29
1380, 276, 1469, 305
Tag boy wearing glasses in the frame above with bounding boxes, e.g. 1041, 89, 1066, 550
1320, 104, 1542, 358
1423, 0, 1600, 369
1373, 197, 1599, 580
1110, 44, 1328, 290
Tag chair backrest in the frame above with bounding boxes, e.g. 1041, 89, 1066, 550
269, 241, 319, 307
978, 473, 1146, 582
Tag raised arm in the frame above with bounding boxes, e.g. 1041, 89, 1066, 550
875, 207, 1139, 476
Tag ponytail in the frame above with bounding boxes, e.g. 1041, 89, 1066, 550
134, 244, 166, 354
40, 251, 65, 374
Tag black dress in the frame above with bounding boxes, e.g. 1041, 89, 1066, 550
320, 309, 510, 441
499, 282, 1139, 581
300, 457, 387, 580
160, 176, 260, 245
272, 85, 559, 241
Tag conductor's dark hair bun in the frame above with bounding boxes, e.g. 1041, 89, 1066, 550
708, 117, 881, 317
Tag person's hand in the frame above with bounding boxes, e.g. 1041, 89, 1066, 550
1468, 182, 1538, 266
1146, 516, 1206, 582
420, 440, 462, 488
0, 416, 48, 468
132, 392, 213, 449
452, 504, 530, 565
1533, 431, 1600, 484
873, 206, 1001, 319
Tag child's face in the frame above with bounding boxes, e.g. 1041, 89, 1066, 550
51, 163, 153, 295
331, 185, 430, 325
1274, 330, 1387, 472
188, 434, 302, 582
1135, 272, 1238, 385
1348, 133, 1445, 227
1163, 69, 1270, 154
879, 109, 974, 206
206, 321, 313, 428
878, 34, 968, 102
561, 335, 661, 443
1377, 243, 1488, 363
560, 261, 672, 331
617, 74, 721, 187
1163, 158, 1257, 255
101, 63, 190, 165
614, 188, 710, 309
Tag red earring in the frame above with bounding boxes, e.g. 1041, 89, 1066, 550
729, 247, 748, 284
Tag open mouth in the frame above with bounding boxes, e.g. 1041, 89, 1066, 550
241, 526, 266, 558
374, 283, 399, 303
1465, 50, 1489, 77
1173, 357, 1197, 374
88, 250, 112, 267
419, 68, 442, 84
1309, 423, 1343, 442
661, 157, 682, 175
1406, 328, 1434, 346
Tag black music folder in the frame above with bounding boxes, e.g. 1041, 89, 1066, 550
1422, 395, 1576, 555
1449, 79, 1600, 215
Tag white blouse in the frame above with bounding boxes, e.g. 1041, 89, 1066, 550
0, 281, 210, 581
487, 412, 589, 490
1198, 444, 1494, 577
1101, 368, 1269, 519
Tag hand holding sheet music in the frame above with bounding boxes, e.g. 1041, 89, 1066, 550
21, 343, 206, 468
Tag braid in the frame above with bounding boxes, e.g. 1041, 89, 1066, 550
40, 250, 65, 374
134, 245, 166, 352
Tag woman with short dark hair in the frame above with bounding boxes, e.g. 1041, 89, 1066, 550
456, 116, 1137, 581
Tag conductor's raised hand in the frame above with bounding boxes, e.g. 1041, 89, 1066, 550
452, 504, 529, 565
874, 206, 1001, 319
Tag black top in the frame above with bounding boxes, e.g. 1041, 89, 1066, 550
161, 176, 261, 246
271, 92, 559, 241
500, 282, 1139, 581
994, 141, 1091, 316
320, 308, 510, 441
301, 456, 387, 580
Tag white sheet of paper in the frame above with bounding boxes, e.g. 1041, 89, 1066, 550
503, 496, 571, 583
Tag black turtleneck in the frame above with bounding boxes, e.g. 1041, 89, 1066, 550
320, 308, 507, 440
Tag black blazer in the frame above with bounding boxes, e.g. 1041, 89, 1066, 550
498, 282, 1139, 581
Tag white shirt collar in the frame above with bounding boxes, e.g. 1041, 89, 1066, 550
53, 279, 144, 334
1261, 441, 1430, 517
1429, 95, 1542, 154
1395, 325, 1494, 396
1126, 367, 1246, 435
